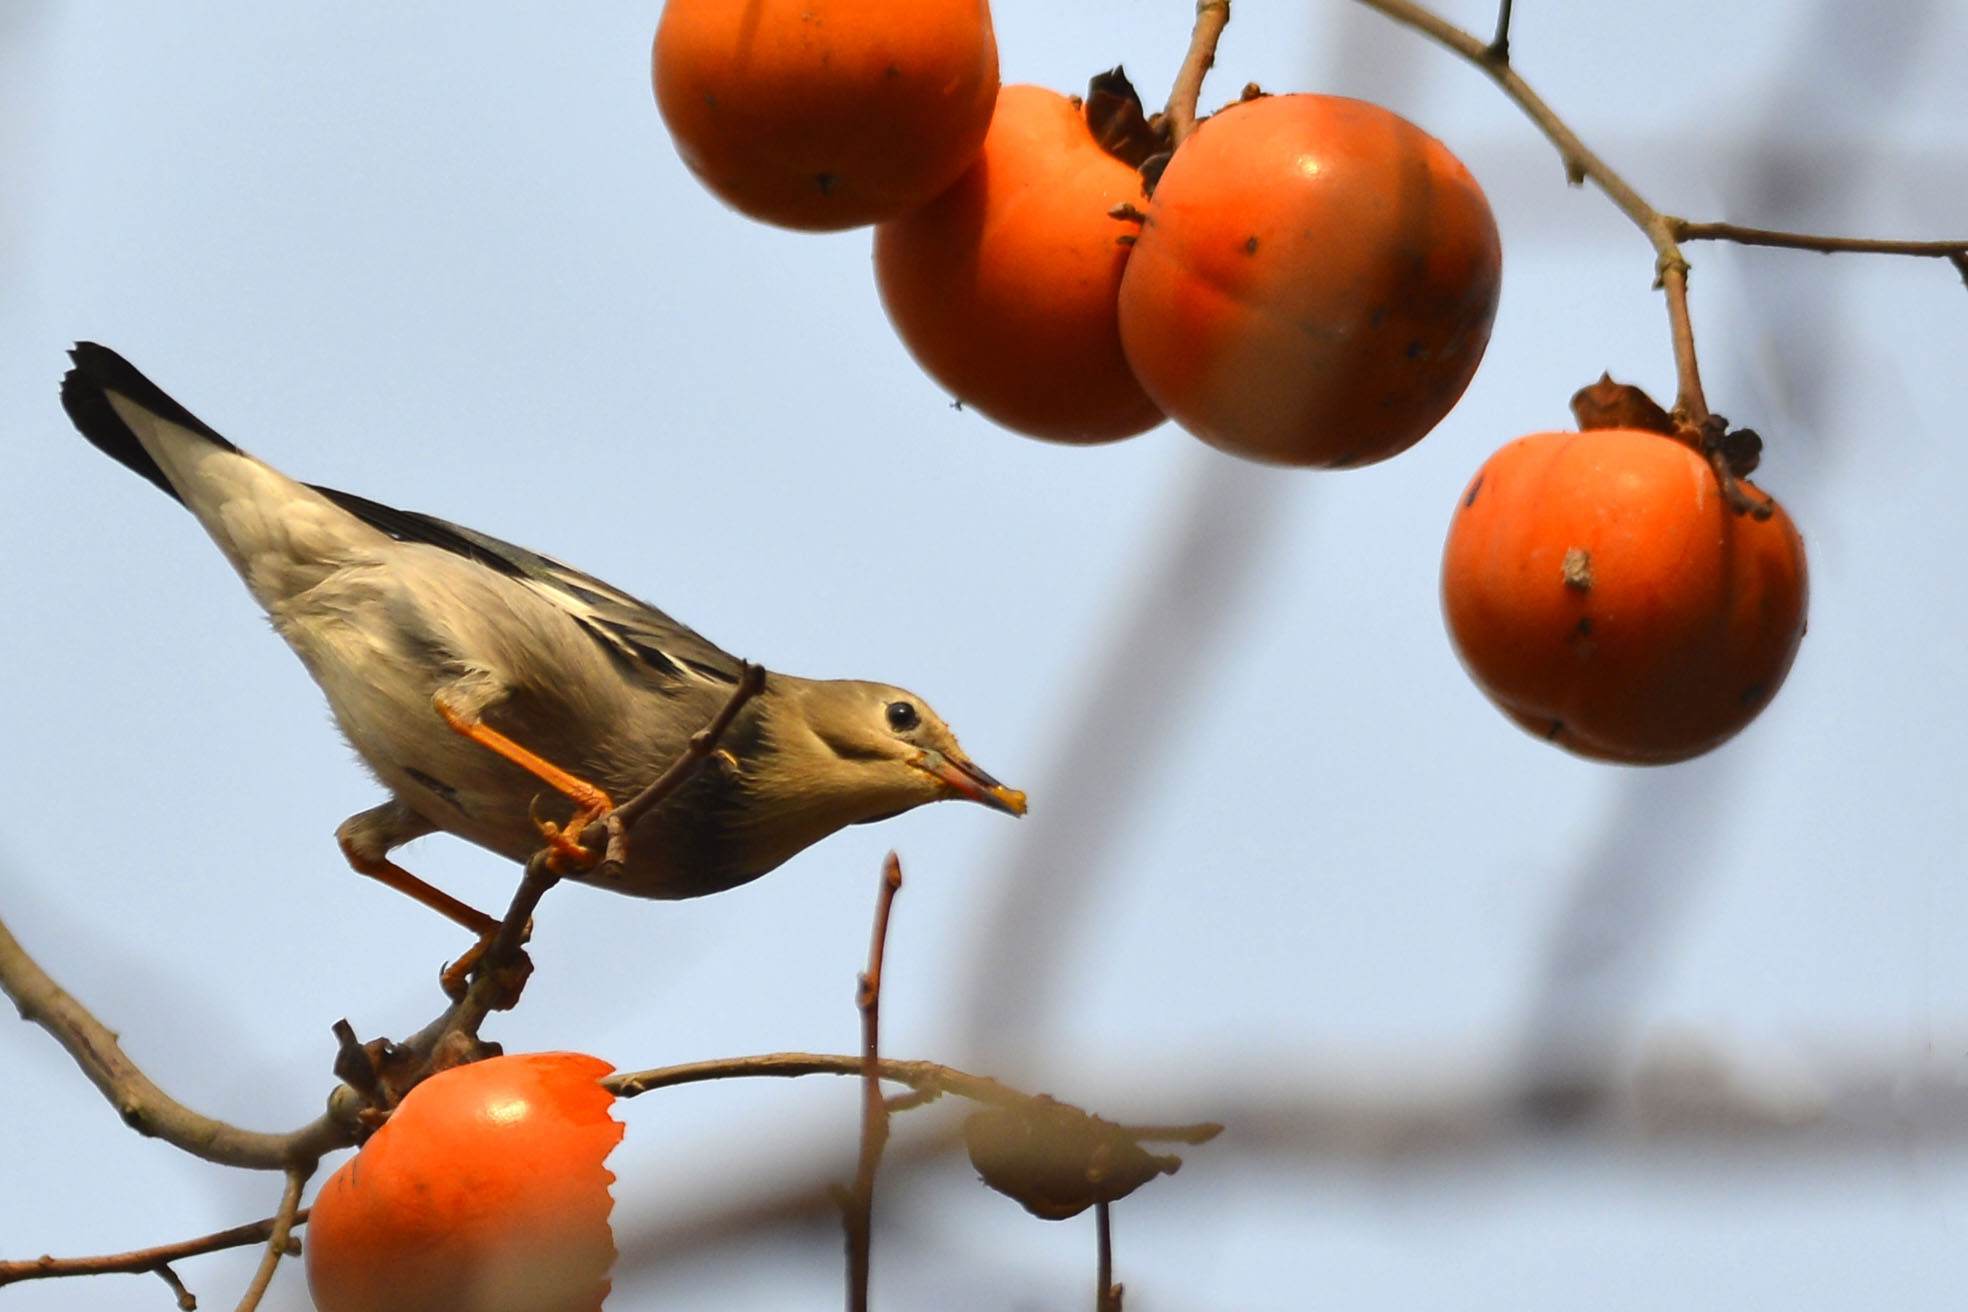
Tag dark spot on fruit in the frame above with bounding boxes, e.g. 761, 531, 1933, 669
1115, 234, 1137, 247
1404, 340, 1425, 359
1738, 681, 1767, 706
815, 172, 838, 196
885, 63, 901, 79
1545, 719, 1565, 741
1369, 306, 1386, 328
1242, 235, 1259, 254
1574, 616, 1593, 636
1463, 474, 1484, 508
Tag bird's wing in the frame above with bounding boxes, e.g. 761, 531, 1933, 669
307, 484, 747, 688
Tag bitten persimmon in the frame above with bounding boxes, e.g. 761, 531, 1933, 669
1441, 429, 1808, 764
1118, 94, 1501, 467
306, 1052, 624, 1312
874, 84, 1164, 444
653, 0, 999, 231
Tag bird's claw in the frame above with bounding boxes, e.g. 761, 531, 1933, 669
529, 793, 612, 873
439, 918, 535, 1006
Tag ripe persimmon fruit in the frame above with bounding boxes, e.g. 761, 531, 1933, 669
306, 1052, 623, 1312
653, 0, 1000, 231
1118, 93, 1501, 467
1441, 428, 1808, 764
874, 83, 1164, 444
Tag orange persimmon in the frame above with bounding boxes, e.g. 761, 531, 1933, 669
306, 1052, 624, 1312
1118, 93, 1501, 467
1441, 428, 1808, 763
652, 0, 999, 231
874, 83, 1163, 444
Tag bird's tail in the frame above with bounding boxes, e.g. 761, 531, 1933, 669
58, 343, 391, 609
60, 342, 242, 505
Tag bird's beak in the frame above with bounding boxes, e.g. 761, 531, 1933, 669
915, 749, 1028, 816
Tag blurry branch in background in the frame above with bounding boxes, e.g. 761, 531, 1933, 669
0, 1208, 307, 1306
1512, 770, 1730, 1122
607, 1026, 1968, 1281
1345, 0, 1968, 449
1517, 0, 1931, 1121
960, 453, 1295, 1069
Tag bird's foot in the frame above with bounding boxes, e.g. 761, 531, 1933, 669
531, 791, 614, 874
440, 918, 535, 1008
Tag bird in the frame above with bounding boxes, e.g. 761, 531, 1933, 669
59, 343, 1025, 967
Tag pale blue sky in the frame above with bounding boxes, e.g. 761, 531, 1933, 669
4, 3, 1967, 1308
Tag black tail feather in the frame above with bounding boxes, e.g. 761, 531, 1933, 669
60, 343, 238, 504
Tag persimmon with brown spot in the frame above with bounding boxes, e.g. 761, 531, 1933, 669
652, 0, 999, 231
306, 1052, 624, 1312
1441, 428, 1808, 764
1118, 93, 1501, 467
874, 83, 1164, 444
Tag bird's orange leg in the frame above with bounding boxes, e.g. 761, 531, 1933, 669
337, 836, 514, 998
432, 694, 614, 872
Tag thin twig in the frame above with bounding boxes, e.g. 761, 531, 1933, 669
1096, 1201, 1122, 1312
1349, 0, 1968, 429
1346, 0, 1707, 418
231, 1167, 308, 1312
1163, 1, 1232, 144
1486, 0, 1514, 61
844, 854, 904, 1312
1672, 220, 1968, 259
608, 1053, 1224, 1149
155, 1263, 195, 1310
0, 914, 355, 1171
0, 1208, 310, 1299
590, 661, 767, 857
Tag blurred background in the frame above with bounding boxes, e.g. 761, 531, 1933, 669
3, 1, 1966, 1307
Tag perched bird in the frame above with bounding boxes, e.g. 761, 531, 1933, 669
60, 343, 1024, 956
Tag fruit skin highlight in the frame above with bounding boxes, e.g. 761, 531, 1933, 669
305, 1052, 624, 1312
1119, 93, 1501, 468
653, 0, 1000, 231
876, 84, 1164, 444
1441, 428, 1808, 764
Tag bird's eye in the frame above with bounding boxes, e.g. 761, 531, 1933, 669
886, 701, 920, 732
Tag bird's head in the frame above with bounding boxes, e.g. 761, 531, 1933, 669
782, 678, 1027, 822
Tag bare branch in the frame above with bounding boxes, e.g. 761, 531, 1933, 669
1486, 0, 1514, 62
231, 1168, 309, 1312
0, 1208, 310, 1301
843, 854, 905, 1312
1096, 1202, 1121, 1312
592, 661, 767, 855
1672, 220, 1968, 260
0, 914, 355, 1171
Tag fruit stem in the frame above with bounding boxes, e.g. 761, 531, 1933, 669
1164, 1, 1231, 145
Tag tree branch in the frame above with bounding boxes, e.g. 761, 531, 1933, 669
0, 1208, 309, 1301
231, 1167, 308, 1312
1095, 1201, 1121, 1312
1347, 0, 1968, 434
0, 913, 355, 1171
843, 855, 904, 1312
1671, 219, 1968, 260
